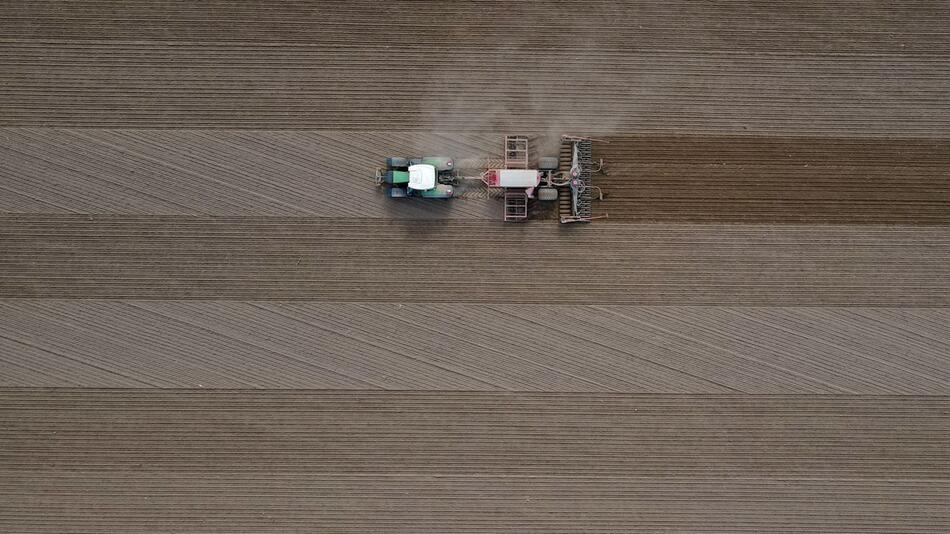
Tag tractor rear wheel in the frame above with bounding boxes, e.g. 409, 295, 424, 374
422, 156, 454, 172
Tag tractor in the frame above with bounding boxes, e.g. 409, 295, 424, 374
375, 136, 606, 223
376, 156, 456, 198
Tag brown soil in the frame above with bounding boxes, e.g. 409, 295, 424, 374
1, 2, 948, 532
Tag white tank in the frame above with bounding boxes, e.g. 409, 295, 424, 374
496, 169, 540, 188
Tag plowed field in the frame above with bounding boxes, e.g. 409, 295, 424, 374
1, 1, 948, 532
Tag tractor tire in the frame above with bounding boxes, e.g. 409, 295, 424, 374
537, 186, 559, 202
388, 186, 408, 198
538, 156, 559, 171
422, 156, 455, 172
386, 157, 409, 169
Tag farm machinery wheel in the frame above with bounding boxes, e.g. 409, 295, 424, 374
537, 186, 559, 201
386, 157, 409, 169
538, 156, 559, 171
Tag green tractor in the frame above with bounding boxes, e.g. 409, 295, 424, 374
377, 156, 456, 198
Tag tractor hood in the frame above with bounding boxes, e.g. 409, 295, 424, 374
408, 164, 437, 190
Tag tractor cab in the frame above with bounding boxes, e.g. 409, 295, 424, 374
408, 164, 436, 191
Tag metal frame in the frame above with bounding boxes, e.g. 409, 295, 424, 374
503, 190, 528, 222
504, 135, 529, 170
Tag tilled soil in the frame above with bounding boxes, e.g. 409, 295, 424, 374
4, 130, 949, 224
0, 128, 507, 218
2, 2, 948, 134
1, 389, 947, 533
595, 136, 950, 223
2, 215, 948, 305
2, 301, 948, 393
1, 1, 948, 532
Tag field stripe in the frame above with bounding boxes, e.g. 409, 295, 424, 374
594, 135, 950, 223
1, 216, 947, 305
3, 130, 949, 223
0, 389, 947, 532
4, 1, 949, 54
1, 40, 947, 133
0, 128, 503, 218
0, 301, 948, 394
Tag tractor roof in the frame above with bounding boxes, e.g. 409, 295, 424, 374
408, 164, 436, 190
